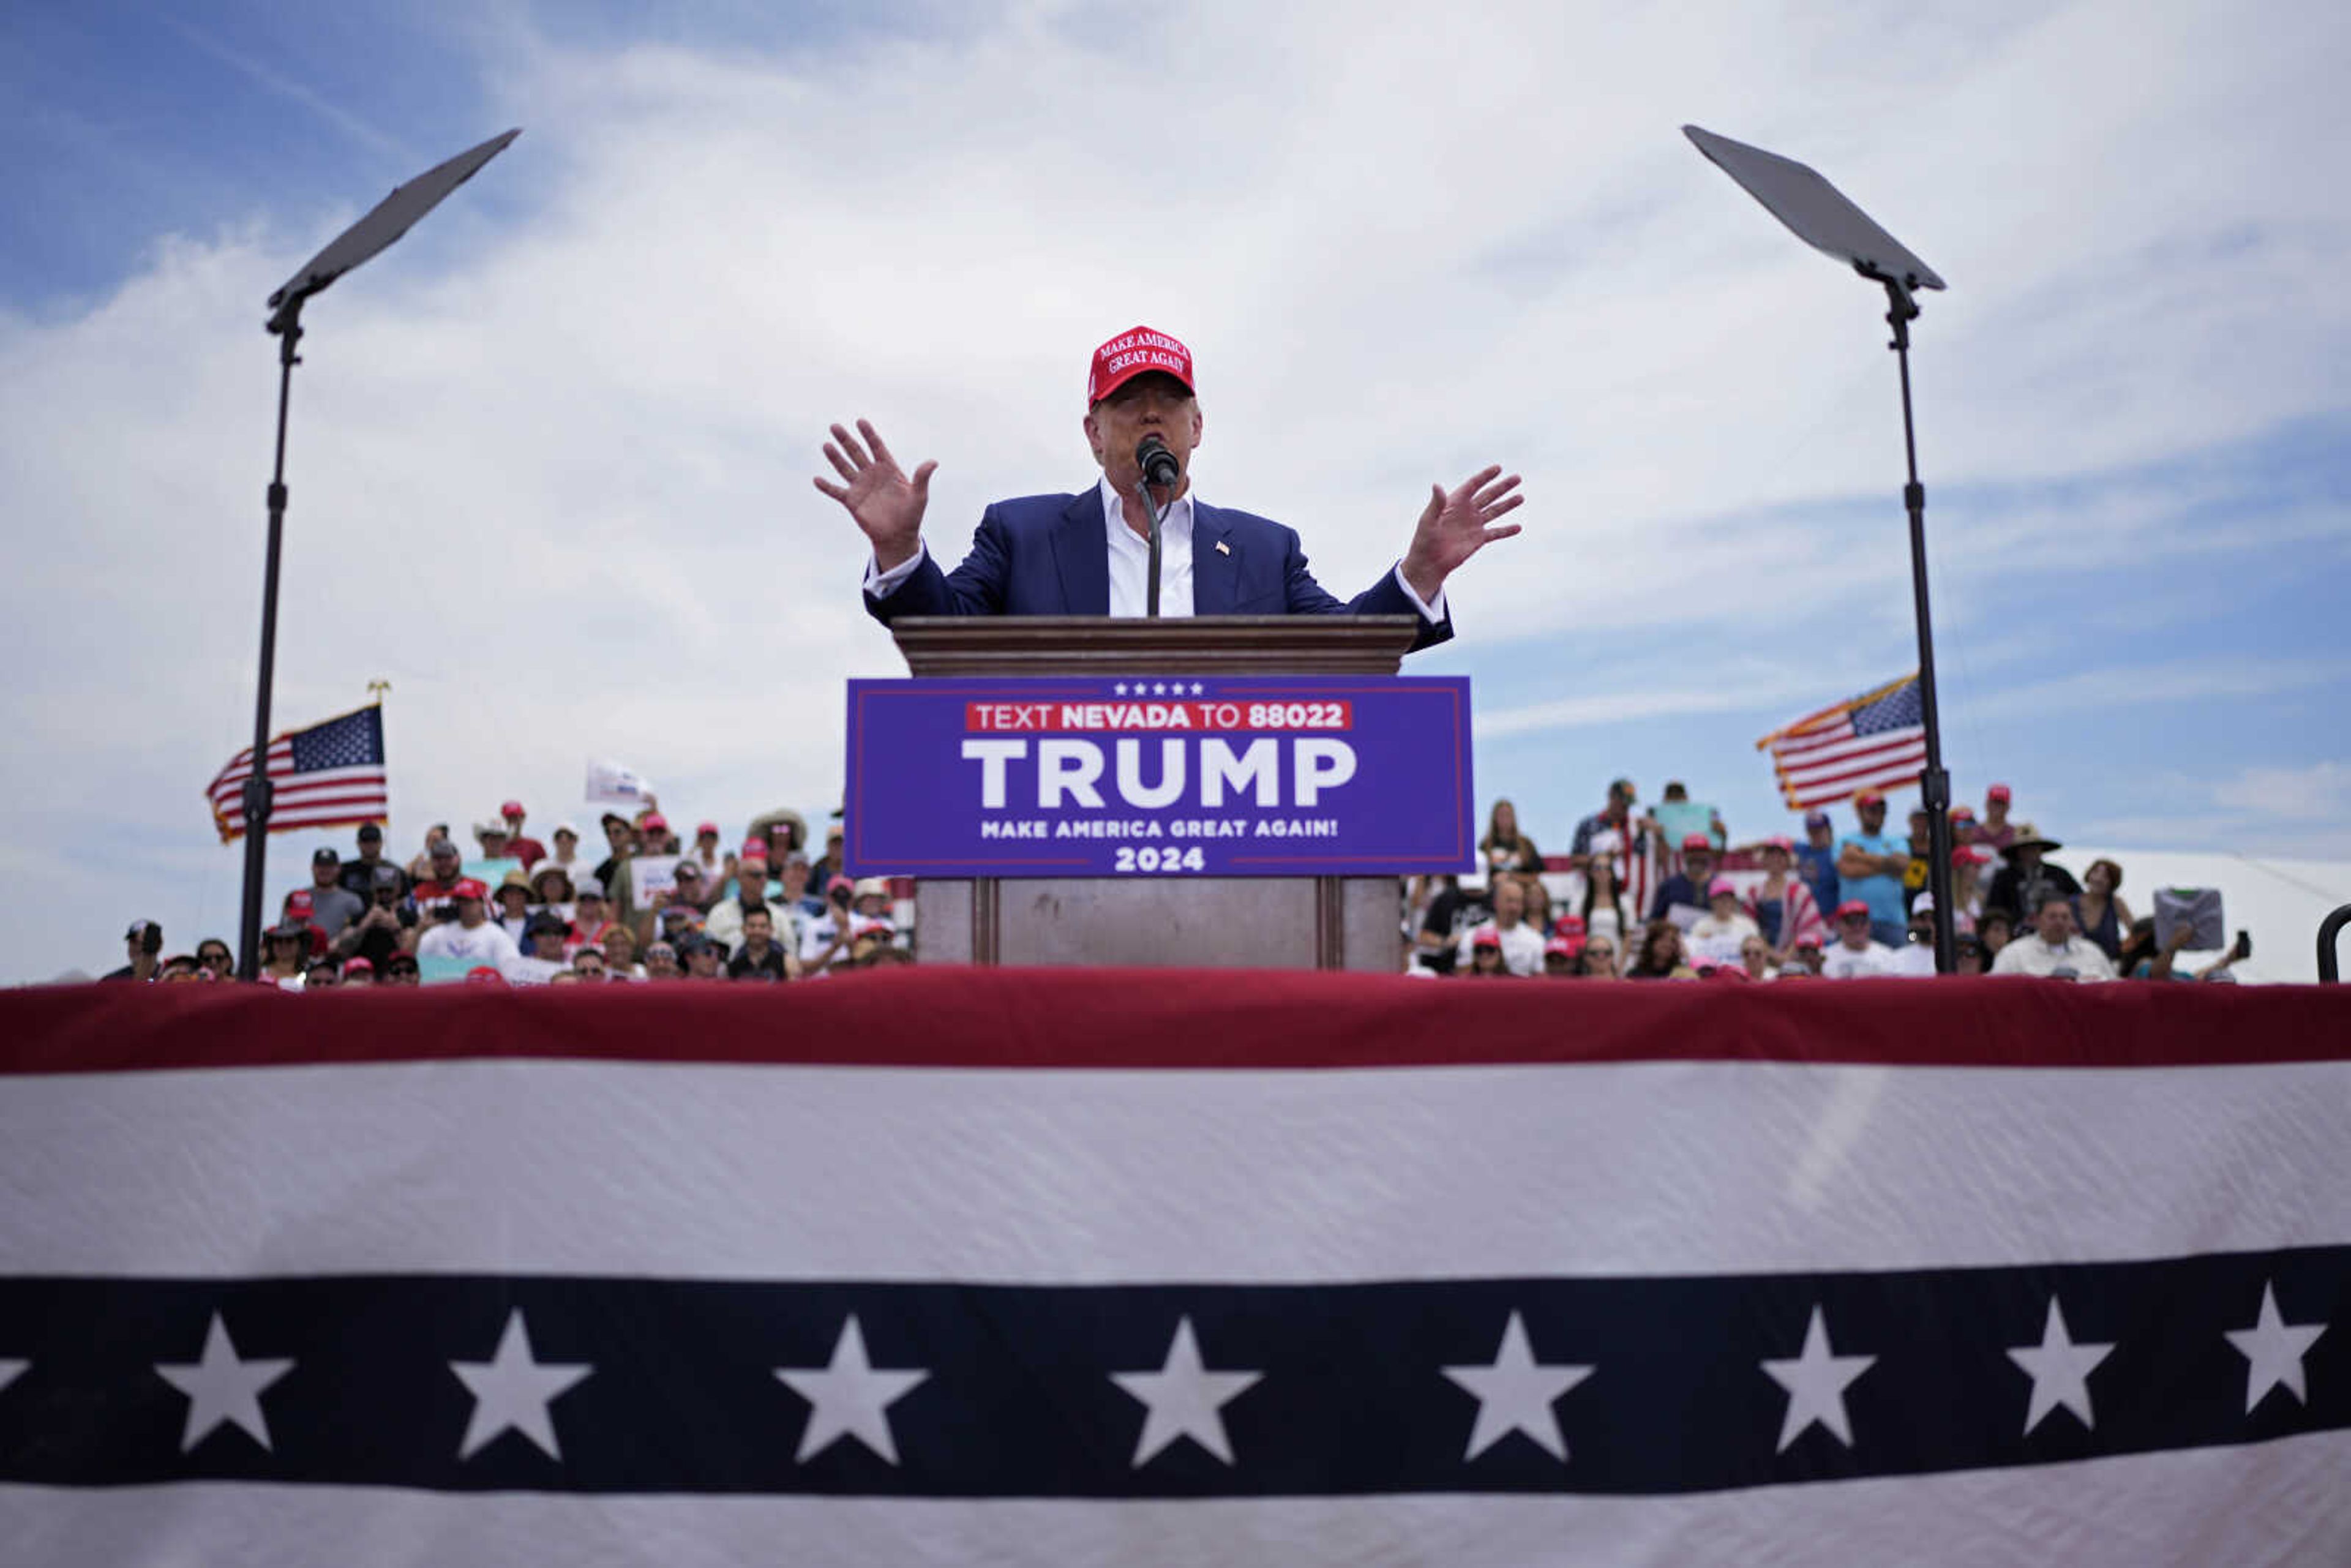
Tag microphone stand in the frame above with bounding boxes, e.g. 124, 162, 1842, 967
1134, 476, 1167, 618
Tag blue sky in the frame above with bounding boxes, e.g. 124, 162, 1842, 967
1, 0, 2346, 980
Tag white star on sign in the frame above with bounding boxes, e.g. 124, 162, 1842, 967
1441, 1311, 1594, 1463
1152, 681, 1168, 696
1189, 682, 1205, 696
2006, 1297, 2115, 1435
1761, 1304, 1875, 1453
451, 1308, 593, 1461
1112, 1316, 1261, 1467
775, 1315, 929, 1465
1113, 682, 1128, 696
2225, 1280, 2327, 1416
154, 1312, 294, 1453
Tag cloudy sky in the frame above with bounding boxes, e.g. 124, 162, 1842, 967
3, 0, 2345, 981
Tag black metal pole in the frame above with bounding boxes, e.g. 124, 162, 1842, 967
1878, 277, 1955, 973
1136, 479, 1166, 618
237, 307, 304, 980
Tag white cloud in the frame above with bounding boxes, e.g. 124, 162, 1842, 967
2213, 761, 2351, 821
1, 0, 2345, 980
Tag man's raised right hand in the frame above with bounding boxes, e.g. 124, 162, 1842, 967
814, 419, 935, 572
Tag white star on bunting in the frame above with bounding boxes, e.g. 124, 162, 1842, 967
451, 1308, 593, 1461
2006, 1297, 2115, 1435
1441, 1311, 1594, 1463
1112, 1316, 1261, 1467
1761, 1304, 1875, 1453
154, 1312, 294, 1453
2225, 1280, 2327, 1415
775, 1315, 929, 1465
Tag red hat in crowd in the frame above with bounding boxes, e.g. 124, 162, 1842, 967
285, 890, 315, 916
1681, 833, 1712, 853
1552, 912, 1586, 938
740, 839, 770, 861
1835, 899, 1872, 921
640, 812, 669, 833
1087, 325, 1193, 405
1763, 835, 1794, 852
1855, 789, 1886, 807
1951, 846, 1990, 867
342, 957, 375, 978
1543, 934, 1584, 960
465, 966, 505, 985
452, 878, 489, 901
1949, 805, 1976, 822
1470, 925, 1503, 952
501, 800, 525, 819
697, 821, 719, 838
1987, 783, 2012, 802
1707, 877, 1738, 899
826, 875, 855, 897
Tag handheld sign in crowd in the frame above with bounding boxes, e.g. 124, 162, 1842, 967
842, 675, 1474, 879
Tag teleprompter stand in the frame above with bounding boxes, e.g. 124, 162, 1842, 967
1684, 125, 1959, 972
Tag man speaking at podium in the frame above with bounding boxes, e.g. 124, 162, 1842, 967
816, 326, 1523, 651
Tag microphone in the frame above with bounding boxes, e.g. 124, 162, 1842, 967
1136, 435, 1180, 489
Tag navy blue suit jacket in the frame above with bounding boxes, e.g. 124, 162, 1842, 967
862, 487, 1453, 653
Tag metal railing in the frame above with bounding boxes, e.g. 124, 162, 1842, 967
2321, 904, 2351, 984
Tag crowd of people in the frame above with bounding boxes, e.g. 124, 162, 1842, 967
105, 801, 910, 988
103, 779, 2248, 989
1407, 779, 2250, 985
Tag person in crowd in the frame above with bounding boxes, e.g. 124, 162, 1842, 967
152, 953, 202, 983
1946, 803, 1978, 849
1457, 875, 1543, 975
1746, 836, 1826, 964
684, 821, 730, 887
337, 823, 407, 902
633, 811, 679, 857
1792, 808, 1841, 919
664, 857, 714, 916
1464, 926, 1510, 978
1834, 791, 1910, 948
2070, 858, 2133, 964
1739, 933, 1774, 981
1512, 870, 1552, 938
779, 850, 825, 923
1978, 908, 2015, 961
597, 922, 647, 980
411, 838, 467, 922
1973, 783, 2019, 855
811, 821, 847, 891
705, 841, 778, 954
570, 947, 608, 982
341, 956, 375, 987
643, 940, 684, 980
1900, 807, 1937, 917
1819, 900, 1899, 980
803, 877, 900, 977
1991, 891, 2116, 981
546, 822, 588, 881
406, 823, 454, 880
728, 907, 793, 981
1886, 898, 1941, 977
276, 891, 331, 962
1687, 879, 1761, 967
530, 863, 577, 926
1541, 935, 1583, 978
506, 913, 572, 985
492, 871, 536, 944
260, 920, 310, 989
1950, 932, 1988, 975
380, 953, 421, 985
591, 812, 635, 896
1648, 835, 1718, 923
2115, 918, 2250, 982
302, 959, 344, 989
473, 819, 519, 872
415, 879, 522, 975
1946, 846, 1989, 932
1785, 933, 1826, 977
1984, 828, 2080, 926
104, 919, 165, 981
1625, 920, 1690, 980
1415, 874, 1493, 975
1578, 934, 1621, 978
680, 934, 726, 981
298, 848, 365, 941
194, 937, 236, 980
500, 801, 547, 870
334, 865, 417, 969
567, 880, 611, 956
1480, 799, 1543, 876
1570, 778, 1648, 872
1577, 837, 1635, 955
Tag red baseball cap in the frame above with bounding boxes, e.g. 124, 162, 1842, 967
342, 957, 375, 977
1951, 846, 1990, 867
452, 878, 489, 901
640, 812, 669, 833
1835, 899, 1872, 920
1949, 805, 1976, 821
1855, 789, 1886, 807
1471, 925, 1503, 951
285, 890, 315, 915
501, 800, 525, 818
1552, 913, 1586, 937
1987, 783, 2012, 802
740, 839, 769, 861
1681, 833, 1712, 852
696, 820, 719, 838
1543, 934, 1585, 959
1763, 835, 1794, 852
1087, 325, 1193, 406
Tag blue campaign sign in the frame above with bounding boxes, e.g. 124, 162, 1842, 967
843, 675, 1474, 879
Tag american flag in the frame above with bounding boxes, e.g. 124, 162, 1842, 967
1757, 673, 1928, 809
3, 973, 2344, 1565
204, 704, 389, 842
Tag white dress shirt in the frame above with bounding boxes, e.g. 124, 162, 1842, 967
864, 478, 1447, 622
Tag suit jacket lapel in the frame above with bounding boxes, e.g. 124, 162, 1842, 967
1191, 503, 1235, 615
1050, 486, 1110, 616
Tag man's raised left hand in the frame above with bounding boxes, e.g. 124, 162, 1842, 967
1400, 465, 1523, 602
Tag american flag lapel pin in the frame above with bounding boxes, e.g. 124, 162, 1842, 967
1214, 540, 1229, 556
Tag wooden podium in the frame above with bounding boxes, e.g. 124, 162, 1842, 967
890, 616, 1422, 972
